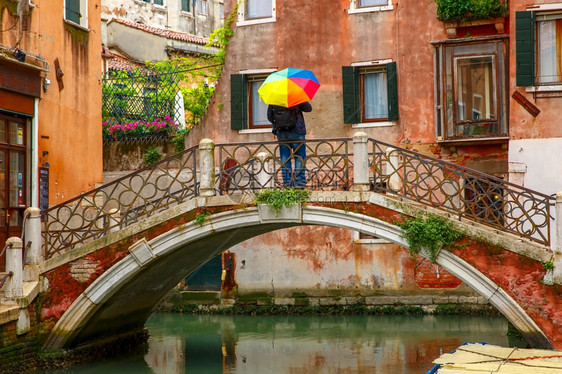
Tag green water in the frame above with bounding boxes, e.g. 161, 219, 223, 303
45, 313, 510, 373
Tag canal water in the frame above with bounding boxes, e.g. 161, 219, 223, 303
43, 313, 510, 374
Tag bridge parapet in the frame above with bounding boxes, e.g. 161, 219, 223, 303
39, 134, 557, 262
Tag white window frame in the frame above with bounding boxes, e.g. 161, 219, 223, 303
237, 0, 276, 27
348, 0, 393, 14
64, 0, 89, 30
351, 59, 396, 128
197, 0, 208, 15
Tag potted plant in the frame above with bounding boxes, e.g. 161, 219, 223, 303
435, 0, 508, 38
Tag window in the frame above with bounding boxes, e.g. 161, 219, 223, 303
141, 0, 165, 5
230, 73, 271, 130
64, 0, 88, 28
237, 0, 276, 26
516, 10, 562, 86
197, 0, 208, 15
434, 37, 508, 141
349, 0, 393, 13
342, 62, 398, 125
181, 0, 190, 12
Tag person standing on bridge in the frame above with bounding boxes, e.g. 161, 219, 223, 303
268, 102, 312, 188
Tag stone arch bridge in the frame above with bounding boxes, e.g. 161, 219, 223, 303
2, 134, 561, 351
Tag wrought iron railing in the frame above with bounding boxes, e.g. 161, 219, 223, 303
369, 138, 554, 246
215, 138, 353, 192
42, 147, 198, 259
41, 137, 554, 260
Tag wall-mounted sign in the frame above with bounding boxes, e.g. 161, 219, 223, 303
39, 167, 49, 212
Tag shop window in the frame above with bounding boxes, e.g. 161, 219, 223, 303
433, 37, 508, 141
65, 0, 88, 28
342, 62, 398, 125
237, 0, 276, 26
516, 9, 562, 86
230, 72, 271, 130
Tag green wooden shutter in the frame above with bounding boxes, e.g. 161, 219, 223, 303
342, 66, 359, 124
230, 74, 247, 130
65, 0, 81, 24
154, 0, 164, 5
516, 11, 535, 87
182, 0, 190, 11
386, 62, 399, 121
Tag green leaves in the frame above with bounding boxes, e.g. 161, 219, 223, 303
397, 215, 464, 262
436, 0, 508, 21
256, 188, 310, 216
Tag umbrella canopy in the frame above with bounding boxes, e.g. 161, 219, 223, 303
258, 68, 320, 108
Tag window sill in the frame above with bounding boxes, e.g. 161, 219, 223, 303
354, 238, 391, 244
352, 121, 396, 128
63, 19, 90, 32
237, 17, 276, 27
348, 5, 394, 14
436, 136, 508, 146
238, 128, 272, 134
525, 85, 562, 93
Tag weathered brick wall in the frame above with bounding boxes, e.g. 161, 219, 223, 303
0, 305, 40, 372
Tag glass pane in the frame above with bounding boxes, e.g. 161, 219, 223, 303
251, 81, 269, 126
360, 0, 388, 7
247, 0, 272, 19
0, 119, 5, 142
538, 19, 562, 83
9, 152, 24, 208
364, 71, 388, 119
456, 56, 496, 122
0, 151, 5, 208
9, 121, 24, 145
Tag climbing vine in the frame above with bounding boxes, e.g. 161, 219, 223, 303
397, 215, 464, 263
435, 0, 508, 21
256, 188, 310, 216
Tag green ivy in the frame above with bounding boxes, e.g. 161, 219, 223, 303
195, 212, 211, 226
172, 129, 188, 153
256, 188, 310, 216
543, 260, 555, 271
436, 0, 508, 21
397, 215, 464, 263
144, 147, 162, 165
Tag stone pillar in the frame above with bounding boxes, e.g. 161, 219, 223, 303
386, 147, 402, 192
5, 237, 23, 299
255, 152, 272, 189
23, 207, 41, 265
108, 208, 121, 234
553, 192, 562, 284
352, 132, 370, 192
199, 138, 216, 197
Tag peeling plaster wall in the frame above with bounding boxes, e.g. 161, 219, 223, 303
227, 226, 465, 296
101, 0, 224, 39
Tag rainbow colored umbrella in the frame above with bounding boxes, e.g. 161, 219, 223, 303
258, 68, 320, 108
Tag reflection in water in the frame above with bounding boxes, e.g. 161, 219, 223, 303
144, 313, 509, 374
43, 313, 509, 374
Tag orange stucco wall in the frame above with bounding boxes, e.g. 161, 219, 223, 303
0, 1, 103, 205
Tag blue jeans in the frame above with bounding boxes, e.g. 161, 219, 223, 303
276, 131, 306, 187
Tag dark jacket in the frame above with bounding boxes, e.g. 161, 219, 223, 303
267, 102, 312, 135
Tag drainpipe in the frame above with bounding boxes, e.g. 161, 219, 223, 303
199, 138, 215, 197
553, 192, 562, 284
5, 237, 23, 299
352, 131, 369, 192
31, 98, 39, 207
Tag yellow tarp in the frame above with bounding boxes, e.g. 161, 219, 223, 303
433, 343, 562, 373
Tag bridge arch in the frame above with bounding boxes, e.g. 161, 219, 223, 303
43, 205, 552, 350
